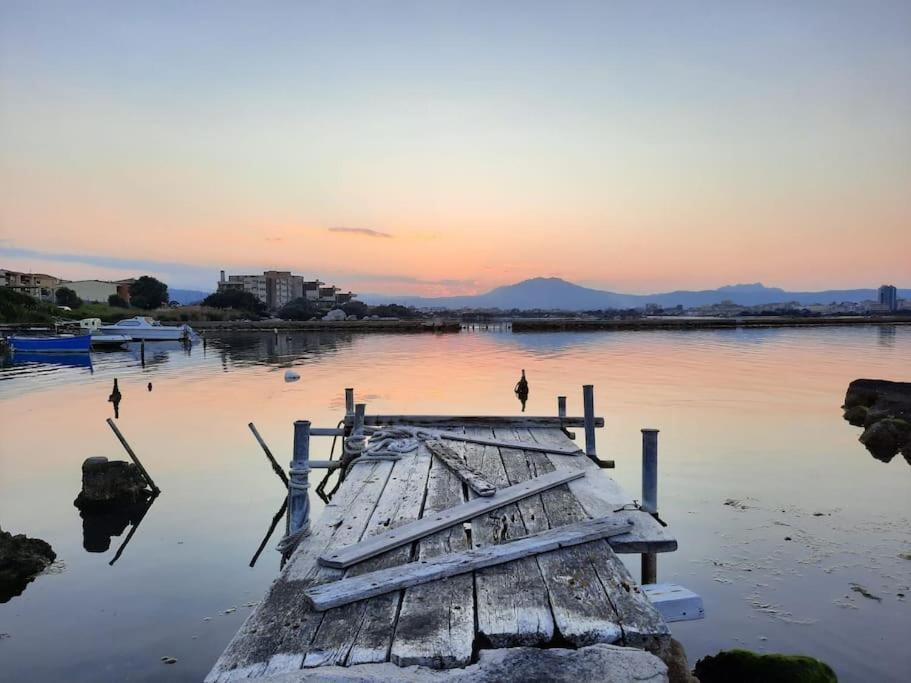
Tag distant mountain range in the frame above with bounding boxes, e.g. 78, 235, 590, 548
169, 288, 211, 305
360, 278, 910, 311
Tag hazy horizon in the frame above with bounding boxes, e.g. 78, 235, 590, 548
2, 1, 910, 295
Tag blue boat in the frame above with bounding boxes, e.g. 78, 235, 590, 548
9, 334, 92, 353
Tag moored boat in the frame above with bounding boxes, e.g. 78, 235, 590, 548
10, 334, 92, 353
99, 316, 195, 341
90, 334, 133, 349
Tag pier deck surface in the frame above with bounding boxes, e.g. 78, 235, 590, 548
207, 420, 676, 682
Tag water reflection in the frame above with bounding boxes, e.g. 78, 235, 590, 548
877, 325, 896, 347
8, 352, 93, 371
108, 379, 122, 419
249, 499, 287, 568
78, 494, 157, 564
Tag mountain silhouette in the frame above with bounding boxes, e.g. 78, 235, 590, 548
362, 277, 909, 311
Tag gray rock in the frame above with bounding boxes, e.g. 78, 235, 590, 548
256, 643, 668, 682
844, 379, 911, 464
74, 457, 151, 507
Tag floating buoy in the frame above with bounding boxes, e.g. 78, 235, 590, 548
284, 370, 300, 382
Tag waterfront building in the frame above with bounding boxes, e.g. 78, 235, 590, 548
0, 269, 61, 301
63, 279, 133, 304
878, 284, 898, 312
217, 270, 354, 310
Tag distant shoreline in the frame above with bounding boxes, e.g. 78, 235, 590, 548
509, 315, 911, 332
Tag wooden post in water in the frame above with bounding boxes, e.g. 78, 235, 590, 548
641, 428, 659, 585
345, 388, 355, 416
288, 420, 311, 535
582, 385, 596, 458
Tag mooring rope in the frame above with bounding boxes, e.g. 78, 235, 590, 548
276, 466, 312, 554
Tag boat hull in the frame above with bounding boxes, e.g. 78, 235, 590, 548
10, 335, 92, 353
90, 334, 132, 348
98, 326, 188, 341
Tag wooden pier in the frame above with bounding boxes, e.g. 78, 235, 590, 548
207, 408, 678, 682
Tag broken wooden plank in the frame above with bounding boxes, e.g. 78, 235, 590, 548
302, 447, 433, 668
390, 442, 475, 668
354, 414, 605, 428
426, 440, 497, 496
305, 517, 634, 611
317, 468, 585, 569
462, 428, 555, 647
528, 427, 677, 554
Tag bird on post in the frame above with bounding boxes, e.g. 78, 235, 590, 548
514, 369, 529, 412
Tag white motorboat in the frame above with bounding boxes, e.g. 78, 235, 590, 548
99, 316, 195, 341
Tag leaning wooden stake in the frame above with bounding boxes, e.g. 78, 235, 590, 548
105, 418, 160, 494
306, 516, 635, 610
248, 422, 289, 487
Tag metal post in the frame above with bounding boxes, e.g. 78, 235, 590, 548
557, 396, 567, 418
641, 428, 659, 584
353, 403, 366, 434
345, 388, 355, 416
582, 385, 596, 458
288, 420, 311, 535
641, 429, 659, 514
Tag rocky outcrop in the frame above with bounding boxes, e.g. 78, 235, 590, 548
843, 379, 911, 463
694, 649, 836, 683
74, 456, 152, 508
0, 528, 56, 603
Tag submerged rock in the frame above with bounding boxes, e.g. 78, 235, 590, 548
843, 379, 911, 463
0, 528, 56, 603
74, 456, 151, 508
694, 649, 836, 683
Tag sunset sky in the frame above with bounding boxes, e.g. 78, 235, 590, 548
1, 1, 909, 295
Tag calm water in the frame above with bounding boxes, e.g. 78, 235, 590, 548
1, 327, 909, 682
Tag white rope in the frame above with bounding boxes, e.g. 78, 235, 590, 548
344, 426, 438, 459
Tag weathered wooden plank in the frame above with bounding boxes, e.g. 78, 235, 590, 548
517, 428, 669, 647
390, 450, 475, 668
302, 447, 433, 667
307, 517, 634, 611
432, 429, 582, 455
462, 428, 555, 647
528, 428, 677, 554
494, 427, 624, 646
205, 460, 393, 681
588, 545, 670, 647
356, 414, 605, 428
426, 440, 497, 496
317, 469, 585, 569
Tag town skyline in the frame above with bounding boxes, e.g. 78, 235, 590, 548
2, 2, 910, 295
